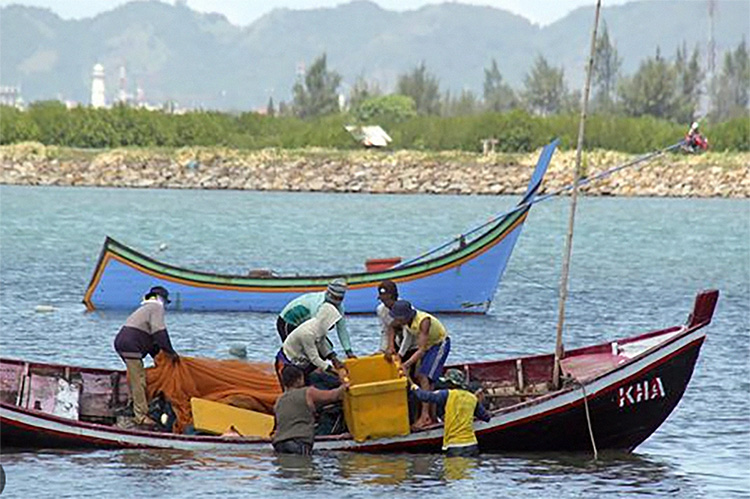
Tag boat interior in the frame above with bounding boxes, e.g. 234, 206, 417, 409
0, 325, 686, 433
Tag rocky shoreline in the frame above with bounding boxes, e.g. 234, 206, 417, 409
1, 142, 748, 198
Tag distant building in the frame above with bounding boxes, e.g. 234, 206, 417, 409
91, 63, 106, 108
0, 86, 23, 108
117, 65, 130, 104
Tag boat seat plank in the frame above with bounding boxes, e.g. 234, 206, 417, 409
560, 352, 627, 381
79, 372, 118, 418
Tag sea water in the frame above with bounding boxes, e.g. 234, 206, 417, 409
0, 185, 748, 498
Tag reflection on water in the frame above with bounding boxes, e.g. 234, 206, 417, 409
0, 447, 709, 498
442, 456, 477, 481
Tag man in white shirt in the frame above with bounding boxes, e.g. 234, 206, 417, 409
275, 302, 347, 386
376, 280, 414, 356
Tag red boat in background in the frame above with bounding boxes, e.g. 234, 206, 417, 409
0, 290, 718, 453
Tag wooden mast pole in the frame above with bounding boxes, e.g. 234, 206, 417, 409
552, 0, 602, 388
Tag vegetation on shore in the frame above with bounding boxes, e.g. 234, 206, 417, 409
1, 103, 747, 154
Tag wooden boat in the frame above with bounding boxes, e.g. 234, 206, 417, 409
0, 289, 717, 452
82, 141, 559, 313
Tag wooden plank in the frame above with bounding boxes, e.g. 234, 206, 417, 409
191, 397, 274, 437
0, 362, 22, 404
79, 372, 116, 417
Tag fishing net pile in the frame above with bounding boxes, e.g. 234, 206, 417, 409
146, 352, 281, 433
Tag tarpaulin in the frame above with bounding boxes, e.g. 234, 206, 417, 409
146, 352, 281, 433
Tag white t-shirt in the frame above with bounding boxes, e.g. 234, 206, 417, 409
376, 302, 413, 355
283, 303, 341, 370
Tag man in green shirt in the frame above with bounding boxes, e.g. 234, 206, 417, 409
272, 364, 348, 455
276, 279, 355, 358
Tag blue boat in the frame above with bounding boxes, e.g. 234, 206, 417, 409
83, 140, 559, 313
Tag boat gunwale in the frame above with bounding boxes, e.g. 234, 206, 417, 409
0, 311, 709, 449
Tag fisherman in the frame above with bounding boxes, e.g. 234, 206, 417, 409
275, 301, 348, 388
386, 300, 451, 428
272, 364, 349, 455
113, 286, 179, 427
277, 279, 356, 358
376, 280, 415, 357
684, 121, 708, 152
409, 369, 491, 456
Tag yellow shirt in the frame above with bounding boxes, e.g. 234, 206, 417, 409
406, 310, 447, 347
443, 390, 479, 449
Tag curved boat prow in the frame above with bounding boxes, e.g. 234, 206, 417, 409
687, 289, 719, 329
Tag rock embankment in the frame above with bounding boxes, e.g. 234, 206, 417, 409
1, 142, 748, 197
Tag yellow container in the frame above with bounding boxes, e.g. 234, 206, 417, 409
344, 353, 400, 385
190, 397, 274, 438
343, 354, 410, 442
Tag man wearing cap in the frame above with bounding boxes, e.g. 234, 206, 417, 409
277, 279, 355, 358
386, 299, 451, 428
376, 280, 414, 355
275, 302, 348, 387
409, 369, 491, 456
113, 286, 179, 427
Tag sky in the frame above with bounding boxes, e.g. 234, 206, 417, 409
0, 0, 634, 27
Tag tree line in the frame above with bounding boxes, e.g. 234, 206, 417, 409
2, 102, 746, 153
287, 27, 748, 126
0, 29, 747, 153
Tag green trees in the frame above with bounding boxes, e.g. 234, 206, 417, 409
3, 39, 748, 153
618, 49, 679, 120
483, 59, 517, 112
354, 94, 416, 123
348, 76, 382, 111
522, 55, 568, 116
710, 39, 750, 121
0, 105, 40, 143
396, 62, 441, 115
292, 54, 342, 119
674, 44, 704, 123
592, 23, 622, 111
1, 103, 747, 152
618, 45, 706, 123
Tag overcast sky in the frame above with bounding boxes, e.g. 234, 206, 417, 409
0, 0, 635, 26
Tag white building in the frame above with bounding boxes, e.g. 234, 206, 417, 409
0, 86, 23, 108
91, 63, 106, 108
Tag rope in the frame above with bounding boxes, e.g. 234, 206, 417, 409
395, 140, 685, 268
506, 269, 604, 308
578, 379, 599, 461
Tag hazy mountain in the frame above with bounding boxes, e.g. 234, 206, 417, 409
1, 0, 747, 110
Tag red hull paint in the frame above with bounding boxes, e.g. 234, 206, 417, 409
1, 290, 717, 453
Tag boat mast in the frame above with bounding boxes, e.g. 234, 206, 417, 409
552, 0, 602, 388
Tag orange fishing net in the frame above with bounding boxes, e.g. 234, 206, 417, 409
146, 352, 281, 433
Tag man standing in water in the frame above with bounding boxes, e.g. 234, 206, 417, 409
113, 286, 179, 427
272, 364, 348, 455
410, 369, 491, 456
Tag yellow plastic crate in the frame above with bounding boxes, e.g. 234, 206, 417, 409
343, 354, 410, 442
190, 397, 274, 438
343, 353, 400, 385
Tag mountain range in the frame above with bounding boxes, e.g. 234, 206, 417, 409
1, 0, 748, 110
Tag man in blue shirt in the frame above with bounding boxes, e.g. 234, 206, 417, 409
276, 279, 355, 358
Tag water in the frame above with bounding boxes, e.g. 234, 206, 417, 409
0, 185, 748, 498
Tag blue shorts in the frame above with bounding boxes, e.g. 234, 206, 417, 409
417, 337, 451, 383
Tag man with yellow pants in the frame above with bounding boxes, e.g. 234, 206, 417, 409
409, 369, 491, 456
